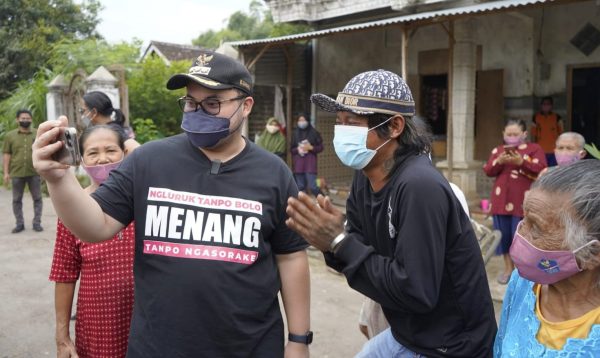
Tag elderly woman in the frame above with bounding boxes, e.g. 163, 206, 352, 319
494, 159, 600, 356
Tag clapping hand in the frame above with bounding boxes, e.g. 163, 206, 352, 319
286, 192, 345, 252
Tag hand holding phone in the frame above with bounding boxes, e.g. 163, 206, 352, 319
503, 145, 517, 154
51, 127, 80, 166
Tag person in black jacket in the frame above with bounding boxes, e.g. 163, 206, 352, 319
286, 69, 497, 357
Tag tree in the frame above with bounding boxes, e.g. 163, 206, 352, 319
0, 38, 140, 134
131, 118, 161, 144
48, 38, 141, 75
193, 0, 311, 48
127, 57, 190, 137
0, 0, 101, 99
193, 29, 244, 50
0, 70, 50, 137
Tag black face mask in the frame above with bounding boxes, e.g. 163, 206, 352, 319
18, 121, 31, 129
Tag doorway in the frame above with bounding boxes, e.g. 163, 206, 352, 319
569, 66, 600, 146
421, 74, 448, 136
474, 69, 504, 161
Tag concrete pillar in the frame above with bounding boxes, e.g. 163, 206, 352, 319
452, 19, 476, 165
85, 66, 120, 109
437, 19, 481, 202
46, 74, 67, 121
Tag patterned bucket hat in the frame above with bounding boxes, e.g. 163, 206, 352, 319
311, 69, 415, 116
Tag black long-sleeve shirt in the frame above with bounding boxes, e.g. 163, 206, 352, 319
325, 154, 497, 357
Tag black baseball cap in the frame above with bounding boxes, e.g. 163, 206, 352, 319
166, 50, 253, 95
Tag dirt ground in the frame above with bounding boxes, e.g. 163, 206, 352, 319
0, 187, 504, 357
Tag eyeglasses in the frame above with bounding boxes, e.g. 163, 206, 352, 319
177, 95, 246, 115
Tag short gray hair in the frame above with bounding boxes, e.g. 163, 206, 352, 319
556, 132, 585, 150
533, 160, 600, 268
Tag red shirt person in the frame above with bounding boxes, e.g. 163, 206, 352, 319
51, 221, 135, 357
49, 125, 135, 358
484, 118, 546, 284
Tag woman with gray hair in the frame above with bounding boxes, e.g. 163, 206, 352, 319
494, 159, 600, 356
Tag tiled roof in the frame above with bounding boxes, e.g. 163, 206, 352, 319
145, 41, 205, 62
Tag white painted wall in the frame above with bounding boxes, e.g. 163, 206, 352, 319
406, 1, 600, 100
314, 1, 600, 107
476, 12, 535, 97
269, 0, 391, 23
315, 27, 404, 95
405, 12, 534, 98
528, 1, 600, 96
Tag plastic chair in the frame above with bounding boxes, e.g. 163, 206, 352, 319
470, 218, 502, 266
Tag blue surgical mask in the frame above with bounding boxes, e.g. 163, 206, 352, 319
181, 102, 244, 148
298, 121, 308, 129
333, 117, 392, 170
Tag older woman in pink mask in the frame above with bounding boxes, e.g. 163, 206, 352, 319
50, 125, 135, 358
539, 132, 587, 178
554, 132, 587, 166
494, 159, 600, 356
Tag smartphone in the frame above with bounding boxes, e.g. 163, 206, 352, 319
503, 145, 517, 154
52, 127, 80, 166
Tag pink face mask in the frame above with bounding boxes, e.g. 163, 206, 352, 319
555, 153, 581, 166
82, 159, 123, 185
504, 136, 523, 146
510, 222, 598, 284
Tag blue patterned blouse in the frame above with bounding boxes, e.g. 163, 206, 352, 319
494, 271, 600, 357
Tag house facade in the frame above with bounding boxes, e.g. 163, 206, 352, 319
230, 0, 600, 201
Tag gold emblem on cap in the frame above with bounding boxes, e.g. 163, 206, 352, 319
196, 54, 213, 66
189, 66, 211, 76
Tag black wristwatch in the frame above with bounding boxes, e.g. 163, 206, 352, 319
288, 331, 313, 345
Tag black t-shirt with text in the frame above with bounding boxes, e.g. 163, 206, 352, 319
92, 134, 307, 357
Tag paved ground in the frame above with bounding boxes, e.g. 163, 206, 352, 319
0, 187, 504, 357
0, 188, 367, 357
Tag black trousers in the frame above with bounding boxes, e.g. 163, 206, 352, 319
11, 175, 43, 226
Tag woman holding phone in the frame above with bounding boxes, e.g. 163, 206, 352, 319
483, 118, 546, 284
49, 125, 135, 358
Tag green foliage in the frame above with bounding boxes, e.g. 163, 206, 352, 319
0, 70, 50, 137
193, 0, 312, 48
0, 0, 101, 99
48, 38, 141, 75
194, 29, 244, 50
270, 18, 312, 38
1, 1, 308, 143
0, 38, 140, 136
584, 143, 600, 160
132, 118, 162, 144
128, 57, 189, 137
76, 174, 91, 188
